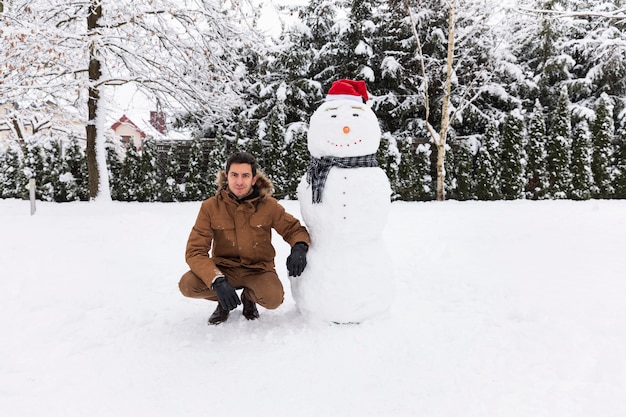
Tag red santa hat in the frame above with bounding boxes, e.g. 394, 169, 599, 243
326, 79, 369, 103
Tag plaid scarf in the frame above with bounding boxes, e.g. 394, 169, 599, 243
306, 153, 378, 203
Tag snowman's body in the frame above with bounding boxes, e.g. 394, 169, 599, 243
291, 91, 394, 323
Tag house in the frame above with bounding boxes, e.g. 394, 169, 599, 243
110, 114, 147, 151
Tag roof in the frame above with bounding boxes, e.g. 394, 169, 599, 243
110, 114, 147, 139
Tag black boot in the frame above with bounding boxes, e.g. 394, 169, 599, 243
242, 293, 259, 320
208, 303, 229, 325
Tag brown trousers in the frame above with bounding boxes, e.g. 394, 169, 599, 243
178, 265, 284, 310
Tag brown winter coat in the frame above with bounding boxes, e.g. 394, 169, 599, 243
185, 171, 310, 288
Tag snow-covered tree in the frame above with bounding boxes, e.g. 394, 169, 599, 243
21, 138, 48, 200
1, 0, 260, 199
332, 0, 379, 82
376, 133, 400, 196
68, 137, 90, 201
284, 0, 343, 87
613, 136, 626, 199
118, 142, 142, 201
283, 125, 310, 200
395, 139, 433, 201
525, 100, 550, 200
137, 139, 159, 202
183, 138, 209, 201
242, 134, 263, 164
0, 145, 25, 199
443, 143, 457, 198
563, 1, 626, 119
474, 122, 502, 200
500, 110, 526, 200
203, 137, 228, 198
43, 140, 64, 202
590, 93, 615, 198
569, 118, 593, 200
105, 137, 123, 201
262, 103, 290, 198
370, 0, 424, 137
159, 144, 183, 202
546, 86, 572, 198
451, 140, 475, 201
39, 138, 63, 202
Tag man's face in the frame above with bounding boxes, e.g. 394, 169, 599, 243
227, 162, 257, 199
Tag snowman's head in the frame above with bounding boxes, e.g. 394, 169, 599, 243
307, 79, 381, 158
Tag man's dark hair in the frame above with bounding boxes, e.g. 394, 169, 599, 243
225, 152, 258, 176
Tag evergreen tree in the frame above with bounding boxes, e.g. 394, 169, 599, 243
137, 139, 159, 202
590, 93, 615, 198
453, 140, 475, 201
241, 134, 263, 164
0, 145, 25, 199
206, 135, 230, 196
40, 139, 61, 202
475, 121, 502, 201
370, 0, 424, 137
44, 140, 71, 202
569, 118, 593, 200
22, 138, 48, 201
525, 100, 549, 200
278, 0, 340, 90
395, 139, 432, 201
105, 138, 123, 201
564, 1, 626, 119
283, 126, 310, 200
159, 144, 183, 202
443, 143, 456, 199
332, 0, 379, 82
0, 151, 6, 198
263, 103, 290, 198
183, 138, 209, 201
545, 85, 572, 199
415, 143, 434, 201
118, 141, 142, 201
376, 133, 399, 196
613, 136, 626, 199
64, 136, 89, 201
500, 110, 526, 200
448, 0, 514, 136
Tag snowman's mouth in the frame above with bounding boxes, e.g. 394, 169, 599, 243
327, 139, 363, 148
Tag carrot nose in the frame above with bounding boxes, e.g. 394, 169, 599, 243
343, 126, 350, 134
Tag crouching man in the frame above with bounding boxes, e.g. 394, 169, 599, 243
178, 152, 310, 325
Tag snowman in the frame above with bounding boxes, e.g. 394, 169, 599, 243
291, 79, 395, 323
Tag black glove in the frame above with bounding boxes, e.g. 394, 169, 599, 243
287, 242, 308, 277
212, 276, 241, 310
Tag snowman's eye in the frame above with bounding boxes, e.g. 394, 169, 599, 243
353, 113, 360, 117
331, 115, 337, 118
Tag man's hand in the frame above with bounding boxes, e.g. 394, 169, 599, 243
287, 242, 308, 277
212, 276, 241, 310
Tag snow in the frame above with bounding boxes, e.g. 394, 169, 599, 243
1, 198, 625, 417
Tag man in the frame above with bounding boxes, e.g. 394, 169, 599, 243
178, 151, 310, 325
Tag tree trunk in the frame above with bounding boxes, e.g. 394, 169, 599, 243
436, 140, 446, 200
86, 0, 102, 199
435, 1, 457, 201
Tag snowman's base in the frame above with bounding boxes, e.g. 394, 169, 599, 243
290, 240, 394, 324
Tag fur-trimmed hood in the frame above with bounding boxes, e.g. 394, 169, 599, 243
215, 170, 274, 199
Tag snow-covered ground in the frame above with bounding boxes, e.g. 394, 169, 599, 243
1, 198, 624, 417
